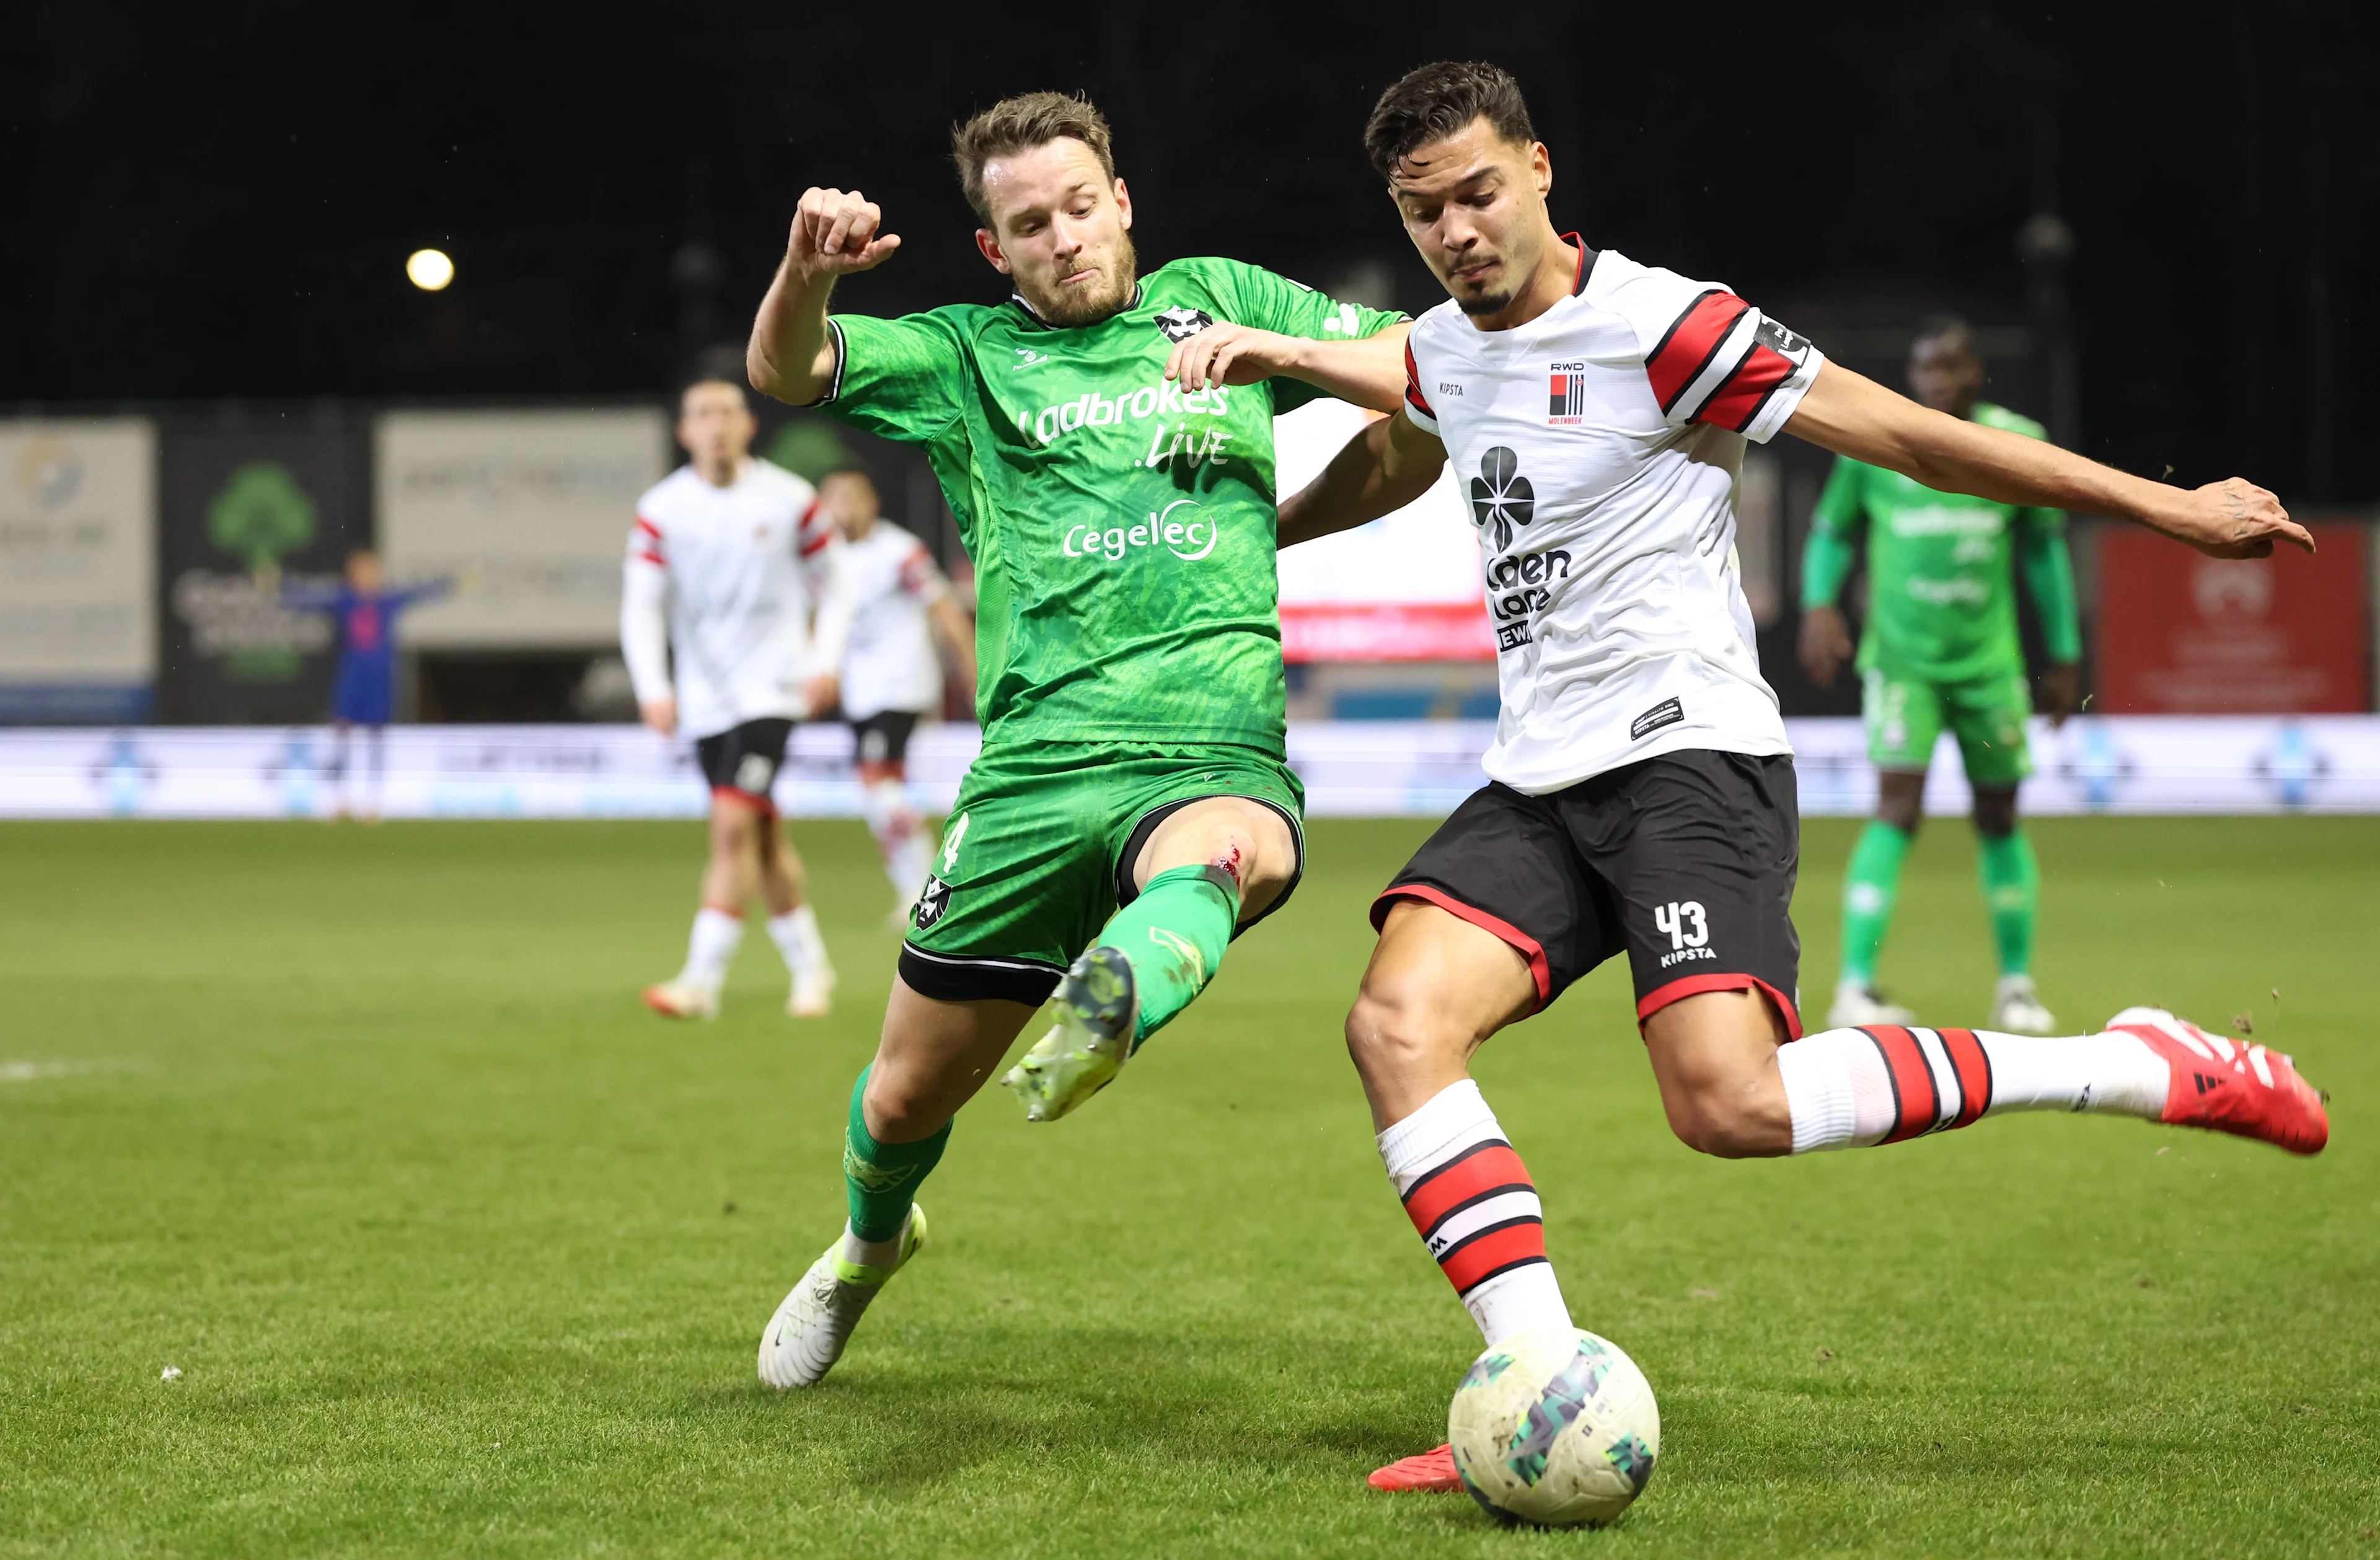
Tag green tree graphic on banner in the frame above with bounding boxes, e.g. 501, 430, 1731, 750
206, 463, 320, 681
208, 462, 318, 568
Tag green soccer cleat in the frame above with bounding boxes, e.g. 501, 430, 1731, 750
1001, 945, 1137, 1123
756, 1205, 928, 1390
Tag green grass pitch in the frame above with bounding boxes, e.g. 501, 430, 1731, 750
1, 815, 2374, 1557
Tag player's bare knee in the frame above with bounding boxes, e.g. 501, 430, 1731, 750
1971, 785, 2018, 837
1876, 777, 1925, 835
860, 1062, 936, 1142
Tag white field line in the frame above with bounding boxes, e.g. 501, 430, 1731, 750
0, 1059, 139, 1085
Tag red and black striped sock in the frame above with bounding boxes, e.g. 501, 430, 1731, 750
1775, 1024, 2171, 1153
1377, 1079, 1571, 1343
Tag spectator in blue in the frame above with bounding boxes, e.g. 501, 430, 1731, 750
278, 550, 449, 819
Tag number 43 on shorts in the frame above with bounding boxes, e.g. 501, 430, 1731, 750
1654, 900, 1712, 969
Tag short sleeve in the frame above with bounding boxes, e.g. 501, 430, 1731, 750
1210, 259, 1406, 343
1598, 262, 1823, 444
627, 513, 666, 569
1201, 260, 1408, 413
819, 311, 971, 446
1399, 337, 1441, 436
794, 493, 835, 559
899, 542, 950, 602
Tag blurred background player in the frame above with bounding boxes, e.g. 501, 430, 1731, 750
816, 465, 979, 931
623, 379, 856, 1020
1799, 318, 2081, 1033
272, 549, 449, 822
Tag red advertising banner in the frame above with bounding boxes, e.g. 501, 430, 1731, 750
2097, 522, 2368, 713
1279, 601, 1495, 664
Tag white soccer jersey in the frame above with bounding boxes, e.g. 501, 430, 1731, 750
620, 459, 853, 741
840, 521, 950, 720
1402, 244, 1825, 794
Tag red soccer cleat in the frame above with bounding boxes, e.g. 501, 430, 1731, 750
2105, 1007, 2329, 1156
1368, 1443, 1463, 1492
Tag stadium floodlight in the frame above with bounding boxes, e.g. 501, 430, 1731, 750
405, 249, 455, 291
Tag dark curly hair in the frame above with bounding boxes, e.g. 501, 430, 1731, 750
1364, 61, 1536, 181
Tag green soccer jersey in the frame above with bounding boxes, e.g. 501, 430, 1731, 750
1805, 402, 2078, 683
816, 257, 1401, 756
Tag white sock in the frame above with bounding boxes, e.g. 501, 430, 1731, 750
680, 907, 743, 987
891, 832, 935, 900
1777, 1025, 2172, 1154
861, 779, 928, 896
1378, 1078, 1572, 1344
767, 905, 826, 974
840, 1216, 907, 1271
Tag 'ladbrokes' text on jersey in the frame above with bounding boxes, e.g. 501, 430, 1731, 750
818, 257, 1403, 756
1402, 245, 1823, 793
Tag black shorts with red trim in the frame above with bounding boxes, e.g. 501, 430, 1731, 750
695, 717, 795, 808
1373, 749, 1803, 1036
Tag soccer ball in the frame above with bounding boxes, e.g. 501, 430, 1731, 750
1447, 1326, 1660, 1527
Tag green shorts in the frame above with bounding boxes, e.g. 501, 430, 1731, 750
897, 743, 1307, 1006
1863, 666, 2034, 786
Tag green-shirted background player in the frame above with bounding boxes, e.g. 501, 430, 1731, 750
743, 92, 1409, 1389
1799, 317, 2082, 1035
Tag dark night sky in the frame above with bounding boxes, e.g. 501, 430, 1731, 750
7, 1, 2375, 502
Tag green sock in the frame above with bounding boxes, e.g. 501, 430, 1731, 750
1977, 829, 2039, 977
1840, 820, 1911, 985
1099, 862, 1241, 1047
842, 1067, 948, 1243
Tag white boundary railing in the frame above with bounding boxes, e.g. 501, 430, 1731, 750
4, 716, 2379, 819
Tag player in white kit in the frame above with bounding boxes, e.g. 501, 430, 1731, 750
816, 465, 979, 930
1277, 61, 2328, 1494
623, 379, 857, 1020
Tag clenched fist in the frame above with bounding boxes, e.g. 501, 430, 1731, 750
787, 188, 901, 284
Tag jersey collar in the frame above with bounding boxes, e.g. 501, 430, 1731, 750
1007, 280, 1145, 331
1564, 232, 1600, 296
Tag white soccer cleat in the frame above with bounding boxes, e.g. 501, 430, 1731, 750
788, 962, 835, 1018
1827, 977, 1917, 1028
643, 978, 720, 1020
757, 1207, 928, 1389
1990, 975, 2056, 1034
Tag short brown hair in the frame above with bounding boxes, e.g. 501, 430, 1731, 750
1364, 61, 1536, 181
951, 91, 1117, 225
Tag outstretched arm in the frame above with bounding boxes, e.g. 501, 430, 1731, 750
1276, 408, 1447, 549
1784, 364, 2311, 560
1167, 321, 1414, 415
748, 188, 903, 406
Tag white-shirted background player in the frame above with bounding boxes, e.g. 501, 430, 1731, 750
622, 378, 857, 1019
816, 466, 979, 930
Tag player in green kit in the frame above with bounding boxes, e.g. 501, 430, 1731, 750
1799, 319, 2081, 1034
742, 91, 1409, 1388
